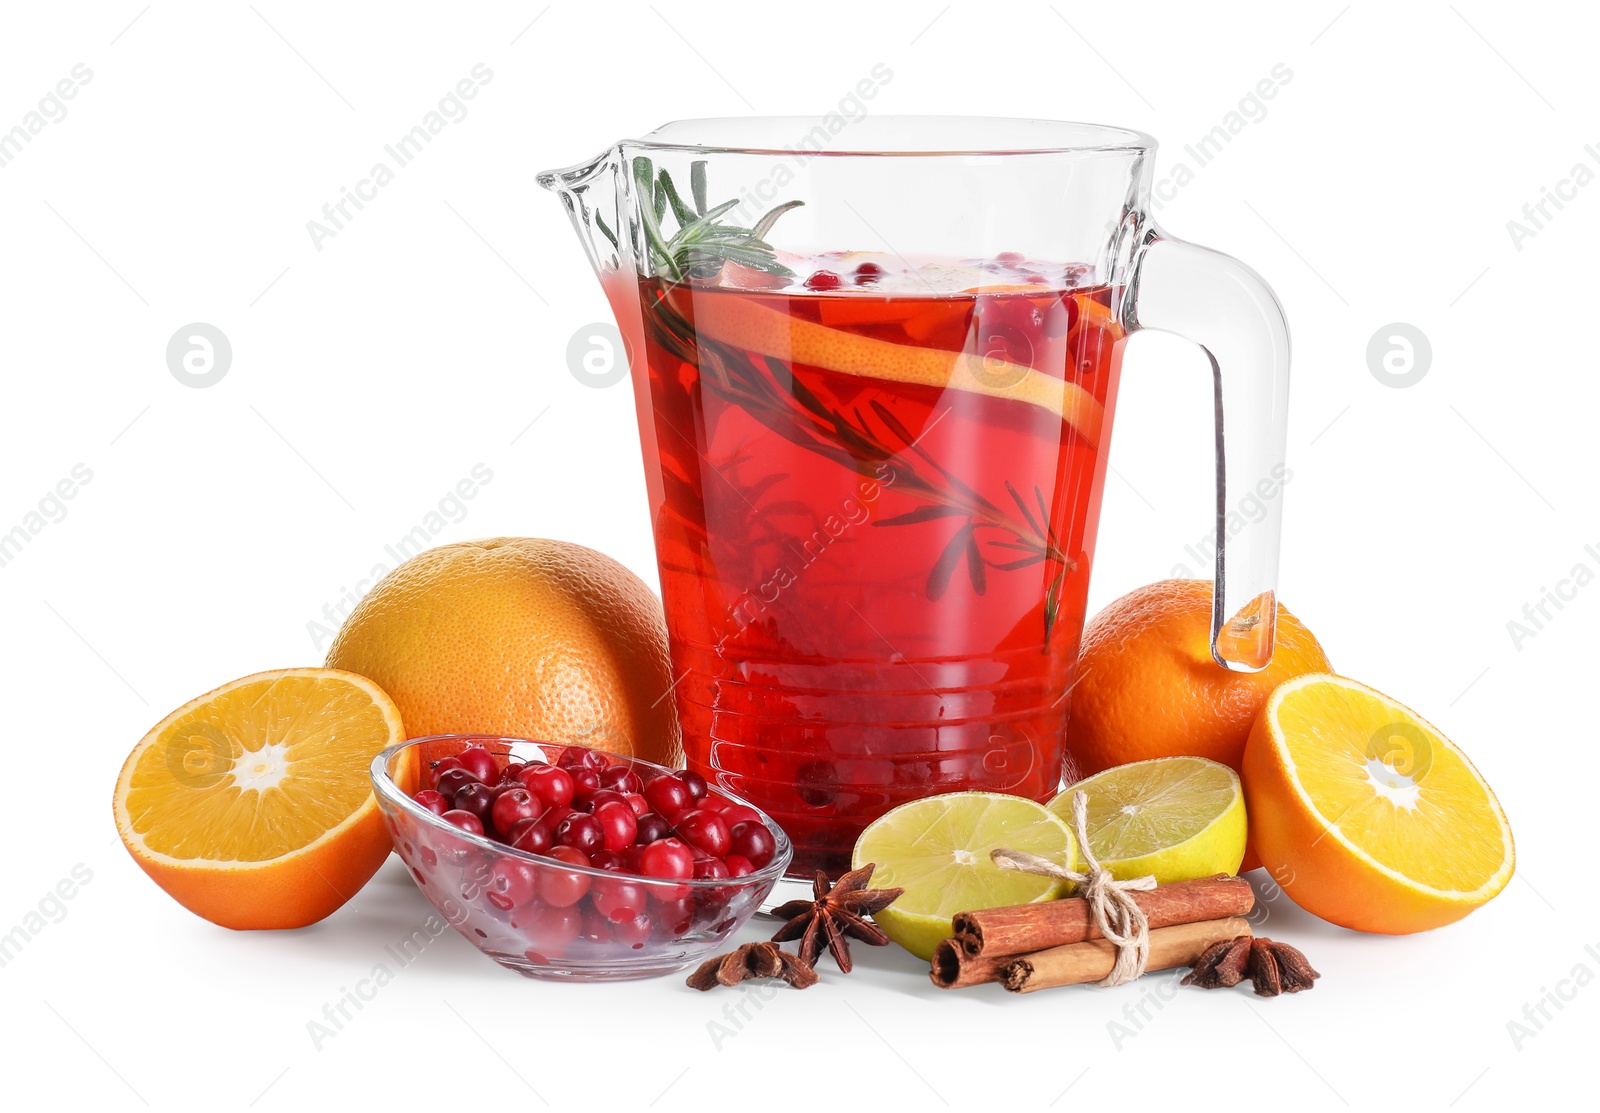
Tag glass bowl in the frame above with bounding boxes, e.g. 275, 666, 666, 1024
370, 735, 792, 981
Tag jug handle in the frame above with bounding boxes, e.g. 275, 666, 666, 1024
1125, 230, 1291, 672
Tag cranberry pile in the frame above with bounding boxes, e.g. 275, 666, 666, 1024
408, 743, 779, 953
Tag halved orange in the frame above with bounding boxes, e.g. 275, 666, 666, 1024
1243, 673, 1514, 934
113, 668, 413, 930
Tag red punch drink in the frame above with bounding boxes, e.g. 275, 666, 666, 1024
621, 254, 1127, 875
546, 120, 1298, 877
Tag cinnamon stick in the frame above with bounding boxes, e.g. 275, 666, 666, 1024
929, 938, 1013, 989
1000, 916, 1253, 994
953, 875, 1254, 958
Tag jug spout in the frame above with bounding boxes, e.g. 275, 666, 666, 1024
538, 145, 627, 280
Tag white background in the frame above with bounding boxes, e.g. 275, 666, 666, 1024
1, 1, 1593, 1107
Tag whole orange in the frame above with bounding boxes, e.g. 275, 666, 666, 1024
326, 538, 681, 769
1063, 580, 1330, 866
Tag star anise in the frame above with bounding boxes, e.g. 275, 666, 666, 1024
1182, 935, 1320, 996
1248, 936, 1320, 996
1182, 935, 1254, 989
685, 942, 818, 991
770, 863, 904, 973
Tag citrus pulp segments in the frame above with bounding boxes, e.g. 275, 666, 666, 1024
1244, 673, 1514, 934
113, 668, 411, 930
1054, 756, 1247, 883
852, 791, 1076, 960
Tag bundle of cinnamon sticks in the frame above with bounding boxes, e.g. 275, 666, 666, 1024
931, 874, 1256, 993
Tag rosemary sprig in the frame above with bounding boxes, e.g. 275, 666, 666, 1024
642, 287, 1076, 610
634, 161, 1076, 638
630, 156, 803, 282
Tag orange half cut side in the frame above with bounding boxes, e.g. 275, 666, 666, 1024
1244, 673, 1513, 933
113, 668, 411, 929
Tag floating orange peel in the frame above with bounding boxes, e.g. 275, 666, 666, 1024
681, 291, 1109, 447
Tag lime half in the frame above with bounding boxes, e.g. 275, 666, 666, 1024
852, 792, 1076, 960
1052, 756, 1247, 884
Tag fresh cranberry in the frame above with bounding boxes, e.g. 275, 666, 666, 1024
679, 771, 709, 802
805, 269, 842, 291
695, 794, 728, 813
440, 810, 484, 836
499, 762, 528, 785
457, 745, 500, 784
653, 895, 695, 936
570, 768, 603, 808
556, 813, 605, 856
644, 774, 693, 821
634, 813, 672, 844
509, 820, 553, 856
724, 854, 754, 877
541, 804, 577, 832
593, 801, 638, 852
453, 783, 497, 826
978, 319, 1033, 368
556, 746, 608, 772
729, 821, 777, 869
486, 858, 539, 909
491, 788, 542, 837
693, 857, 730, 881
413, 789, 449, 816
853, 261, 884, 285
693, 886, 731, 929
579, 904, 610, 944
487, 784, 528, 822
1045, 293, 1078, 338
586, 789, 628, 814
430, 755, 467, 787
520, 765, 575, 809
591, 876, 649, 922
435, 767, 479, 799
538, 845, 592, 907
525, 902, 582, 953
718, 803, 764, 828
675, 808, 732, 858
639, 837, 694, 880
622, 793, 649, 817
599, 766, 643, 794
611, 911, 653, 948
555, 747, 585, 768
588, 848, 626, 871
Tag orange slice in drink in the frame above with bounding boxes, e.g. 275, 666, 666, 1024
686, 292, 1108, 446
815, 298, 926, 328
113, 668, 412, 929
959, 283, 1058, 294
1243, 673, 1514, 934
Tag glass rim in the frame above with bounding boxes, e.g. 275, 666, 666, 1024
629, 115, 1155, 158
369, 734, 794, 889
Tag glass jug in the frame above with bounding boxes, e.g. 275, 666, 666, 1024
540, 117, 1289, 876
